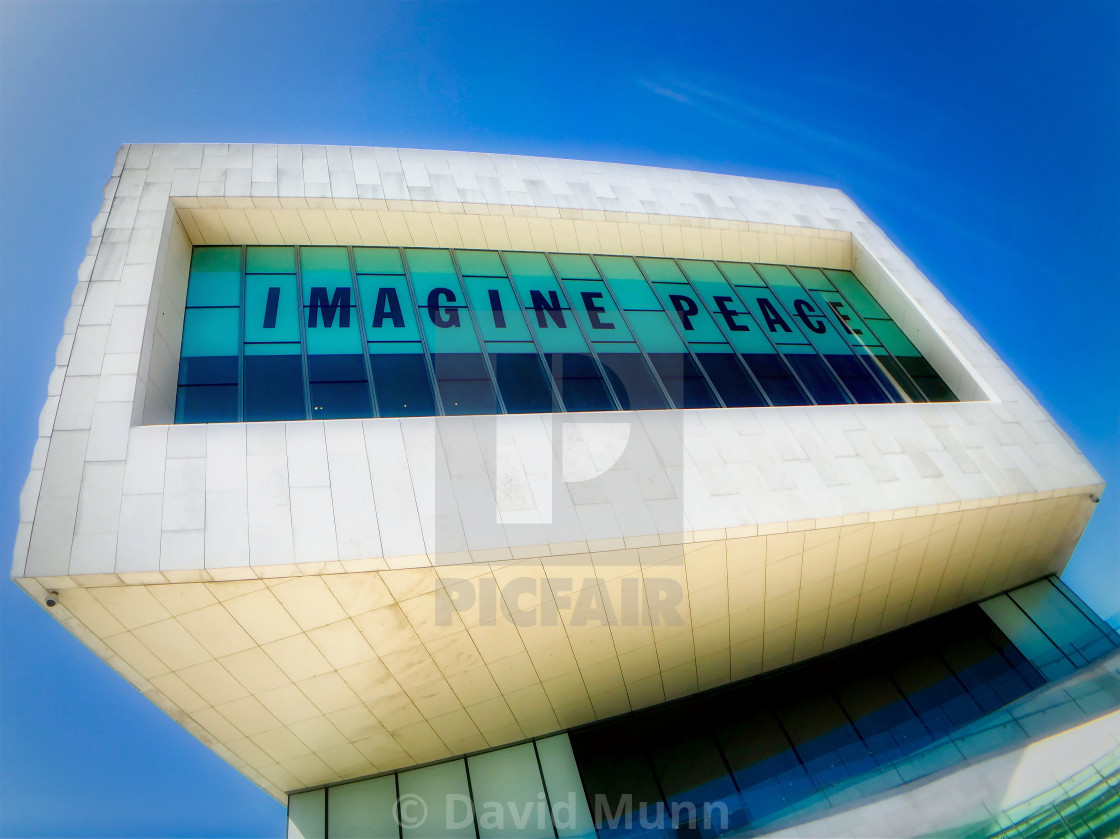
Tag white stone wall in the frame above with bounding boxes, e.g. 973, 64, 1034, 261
13, 144, 1103, 583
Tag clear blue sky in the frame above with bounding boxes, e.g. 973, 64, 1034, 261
1, 1, 1116, 836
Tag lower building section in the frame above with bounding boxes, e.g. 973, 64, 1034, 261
287, 576, 1120, 839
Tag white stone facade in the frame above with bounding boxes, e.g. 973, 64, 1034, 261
10, 145, 1104, 799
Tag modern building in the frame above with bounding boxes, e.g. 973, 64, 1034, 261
12, 144, 1119, 838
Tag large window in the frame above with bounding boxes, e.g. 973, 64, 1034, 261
176, 247, 957, 423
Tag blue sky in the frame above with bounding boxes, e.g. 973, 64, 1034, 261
1, 1, 1117, 836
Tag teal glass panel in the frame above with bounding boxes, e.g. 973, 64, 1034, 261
288, 789, 325, 839
814, 290, 881, 349
536, 735, 596, 839
462, 276, 532, 341
778, 343, 818, 354
405, 248, 465, 304
245, 341, 300, 355
529, 314, 588, 353
790, 265, 837, 292
503, 251, 553, 278
246, 245, 295, 274
651, 283, 726, 343
357, 276, 420, 342
718, 261, 766, 287
593, 342, 639, 353
737, 287, 811, 346
1009, 579, 1113, 666
421, 311, 480, 353
767, 286, 853, 355
181, 308, 239, 357
485, 341, 537, 353
980, 595, 1073, 680
245, 274, 300, 343
307, 313, 361, 354
626, 310, 687, 352
354, 247, 404, 274
824, 269, 889, 319
597, 256, 661, 310
866, 319, 920, 356
187, 246, 240, 307
327, 776, 398, 839
397, 759, 475, 839
507, 264, 568, 311
367, 341, 423, 354
636, 256, 686, 282
300, 246, 350, 273
468, 743, 552, 839
455, 249, 506, 277
562, 279, 633, 342
754, 263, 801, 289
550, 253, 599, 279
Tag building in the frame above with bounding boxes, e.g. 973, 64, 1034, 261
11, 144, 1119, 838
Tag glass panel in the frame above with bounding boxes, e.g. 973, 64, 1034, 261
550, 253, 599, 279
463, 276, 532, 341
245, 275, 300, 343
625, 311, 686, 353
718, 261, 766, 287
825, 354, 893, 403
244, 354, 305, 421
421, 308, 480, 353
648, 354, 719, 409
310, 382, 372, 420
433, 354, 498, 415
358, 276, 421, 343
823, 269, 888, 319
328, 776, 399, 839
246, 245, 295, 274
595, 256, 661, 310
175, 385, 238, 424
599, 353, 668, 410
354, 247, 404, 274
545, 354, 614, 412
300, 245, 350, 276
187, 246, 240, 307
896, 356, 957, 402
181, 308, 239, 357
288, 789, 325, 839
1009, 579, 1116, 665
468, 743, 552, 839
783, 351, 851, 404
490, 353, 555, 413
535, 736, 595, 839
397, 759, 476, 839
406, 248, 464, 303
741, 354, 811, 406
370, 354, 436, 417
562, 279, 633, 342
455, 249, 506, 277
651, 283, 725, 344
696, 352, 768, 407
178, 355, 238, 386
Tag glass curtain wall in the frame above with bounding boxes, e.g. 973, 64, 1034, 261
176, 247, 958, 423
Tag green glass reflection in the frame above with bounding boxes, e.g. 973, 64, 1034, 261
718, 261, 766, 287
245, 246, 295, 274
824, 269, 889, 319
306, 314, 361, 354
367, 341, 423, 354
181, 308, 239, 357
245, 274, 299, 343
626, 310, 687, 352
244, 341, 300, 355
563, 279, 633, 342
550, 253, 599, 279
636, 256, 686, 282
737, 287, 810, 346
455, 249, 506, 277
187, 246, 240, 307
866, 319, 920, 356
790, 265, 836, 292
421, 310, 480, 353
651, 283, 726, 343
354, 247, 404, 274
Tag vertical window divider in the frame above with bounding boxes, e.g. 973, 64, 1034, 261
447, 249, 508, 415
671, 257, 775, 408
630, 258, 729, 409
398, 247, 447, 416
583, 254, 674, 410
531, 740, 561, 839
712, 261, 819, 405
238, 245, 247, 422
461, 757, 483, 839
494, 251, 567, 412
347, 247, 381, 418
293, 246, 313, 421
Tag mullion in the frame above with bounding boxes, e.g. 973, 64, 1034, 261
397, 246, 447, 416
293, 246, 313, 420
347, 246, 381, 418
